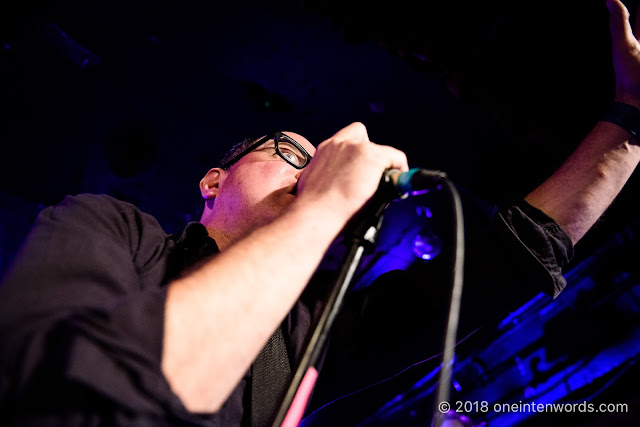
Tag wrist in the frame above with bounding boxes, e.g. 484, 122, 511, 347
286, 197, 349, 240
614, 95, 640, 110
601, 101, 640, 142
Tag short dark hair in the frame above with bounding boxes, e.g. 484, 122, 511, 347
218, 137, 257, 171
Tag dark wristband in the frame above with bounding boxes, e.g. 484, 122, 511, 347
601, 102, 640, 141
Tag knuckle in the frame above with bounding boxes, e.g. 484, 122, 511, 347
348, 121, 367, 131
317, 139, 330, 149
346, 122, 368, 139
328, 122, 370, 146
351, 122, 367, 134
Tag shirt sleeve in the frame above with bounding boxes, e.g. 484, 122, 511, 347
494, 199, 574, 298
0, 194, 196, 424
309, 199, 574, 411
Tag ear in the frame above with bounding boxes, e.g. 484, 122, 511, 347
199, 168, 225, 200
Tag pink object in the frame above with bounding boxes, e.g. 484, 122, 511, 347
280, 367, 319, 427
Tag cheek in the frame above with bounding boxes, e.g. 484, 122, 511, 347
221, 163, 289, 206
238, 162, 291, 187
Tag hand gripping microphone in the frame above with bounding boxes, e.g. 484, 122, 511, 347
345, 168, 449, 250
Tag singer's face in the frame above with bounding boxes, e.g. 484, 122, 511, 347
210, 132, 316, 235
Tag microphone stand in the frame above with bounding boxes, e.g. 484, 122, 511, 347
271, 172, 403, 427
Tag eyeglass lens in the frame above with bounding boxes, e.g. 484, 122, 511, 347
276, 135, 307, 167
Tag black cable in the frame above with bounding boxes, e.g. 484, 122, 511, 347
432, 176, 465, 427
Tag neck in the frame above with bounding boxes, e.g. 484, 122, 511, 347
199, 206, 260, 252
199, 207, 227, 251
204, 229, 233, 252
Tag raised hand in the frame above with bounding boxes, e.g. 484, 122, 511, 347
607, 0, 640, 108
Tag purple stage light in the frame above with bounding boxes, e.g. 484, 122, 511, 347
412, 231, 442, 260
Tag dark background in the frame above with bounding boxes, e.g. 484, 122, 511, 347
2, 0, 637, 241
1, 0, 639, 424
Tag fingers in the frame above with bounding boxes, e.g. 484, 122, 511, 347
329, 121, 370, 144
298, 122, 409, 218
607, 0, 637, 45
635, 2, 640, 37
324, 122, 409, 172
377, 144, 410, 173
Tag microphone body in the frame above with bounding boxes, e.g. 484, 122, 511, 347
385, 168, 447, 197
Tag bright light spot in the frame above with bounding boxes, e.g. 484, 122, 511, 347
412, 231, 442, 261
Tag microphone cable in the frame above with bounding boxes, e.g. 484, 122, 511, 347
385, 168, 466, 426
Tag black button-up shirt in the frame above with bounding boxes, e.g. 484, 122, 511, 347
0, 194, 572, 425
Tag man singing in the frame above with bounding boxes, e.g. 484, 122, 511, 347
1, 0, 639, 425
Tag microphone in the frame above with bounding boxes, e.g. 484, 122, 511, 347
383, 168, 448, 198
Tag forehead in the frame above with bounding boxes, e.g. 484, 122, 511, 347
281, 131, 316, 156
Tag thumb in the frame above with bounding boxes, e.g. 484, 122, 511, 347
606, 0, 635, 46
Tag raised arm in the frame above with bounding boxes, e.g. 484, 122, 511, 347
525, 0, 640, 244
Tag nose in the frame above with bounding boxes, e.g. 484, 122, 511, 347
295, 169, 304, 180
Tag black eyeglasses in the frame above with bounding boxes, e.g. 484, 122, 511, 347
221, 131, 312, 170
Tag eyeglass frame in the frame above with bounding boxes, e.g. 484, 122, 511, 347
220, 131, 313, 170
